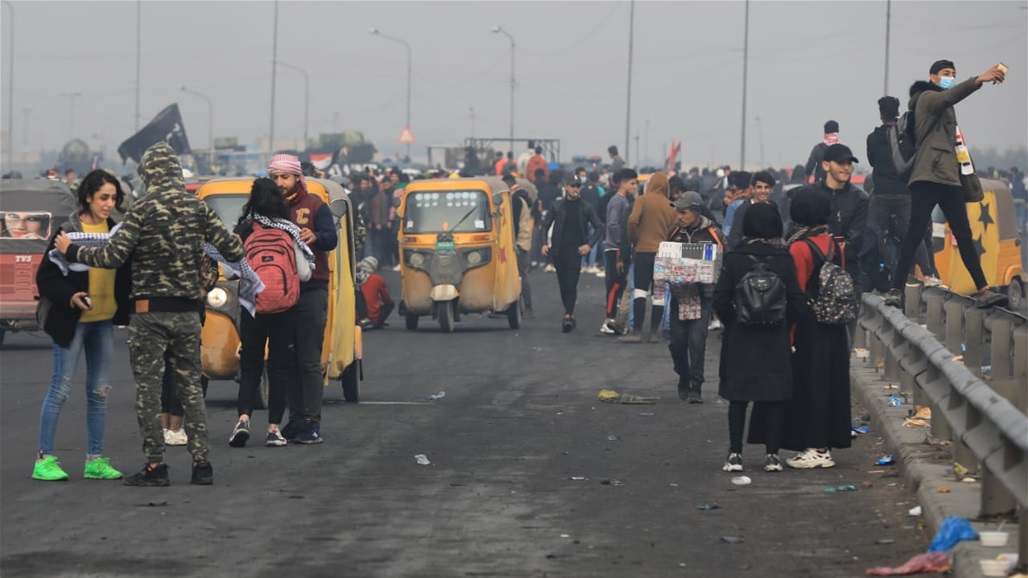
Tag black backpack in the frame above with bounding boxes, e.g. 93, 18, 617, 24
734, 255, 787, 326
888, 94, 921, 181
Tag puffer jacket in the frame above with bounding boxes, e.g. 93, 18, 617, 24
627, 173, 676, 253
907, 77, 981, 188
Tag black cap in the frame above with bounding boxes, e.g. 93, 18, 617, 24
930, 59, 955, 75
563, 173, 581, 186
823, 143, 859, 164
824, 120, 839, 133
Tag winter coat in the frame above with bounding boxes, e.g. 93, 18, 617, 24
541, 197, 603, 260
713, 242, 808, 402
866, 124, 910, 196
525, 154, 549, 182
36, 213, 132, 348
805, 142, 829, 183
907, 77, 981, 188
627, 174, 677, 253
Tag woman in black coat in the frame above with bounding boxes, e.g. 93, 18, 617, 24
34, 170, 131, 482
713, 202, 808, 473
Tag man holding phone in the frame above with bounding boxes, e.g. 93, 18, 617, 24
884, 60, 1008, 310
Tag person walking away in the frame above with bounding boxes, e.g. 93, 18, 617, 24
55, 143, 244, 486
356, 256, 394, 329
666, 192, 724, 403
883, 60, 1008, 309
503, 173, 535, 318
805, 120, 839, 183
713, 203, 808, 473
777, 189, 852, 468
534, 169, 561, 272
621, 172, 677, 343
517, 141, 535, 176
600, 169, 638, 334
866, 96, 939, 289
33, 170, 131, 481
525, 146, 549, 184
268, 155, 339, 445
228, 177, 314, 448
608, 145, 626, 174
493, 151, 506, 176
540, 174, 603, 332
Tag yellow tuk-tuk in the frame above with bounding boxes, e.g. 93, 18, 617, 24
196, 177, 364, 402
397, 177, 521, 332
932, 178, 1026, 309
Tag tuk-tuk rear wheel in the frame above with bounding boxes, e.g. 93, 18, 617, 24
341, 360, 360, 403
438, 301, 456, 333
507, 301, 521, 330
405, 313, 419, 330
1007, 278, 1024, 310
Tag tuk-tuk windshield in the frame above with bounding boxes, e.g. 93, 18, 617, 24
404, 190, 492, 233
204, 194, 248, 230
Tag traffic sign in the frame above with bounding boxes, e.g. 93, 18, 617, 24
399, 127, 415, 144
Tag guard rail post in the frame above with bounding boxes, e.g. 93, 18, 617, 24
964, 308, 985, 374
925, 291, 945, 338
943, 300, 964, 354
903, 284, 920, 321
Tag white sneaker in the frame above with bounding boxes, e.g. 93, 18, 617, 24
708, 318, 723, 331
164, 428, 188, 446
543, 264, 556, 273
392, 264, 401, 272
921, 276, 942, 287
786, 448, 834, 469
599, 321, 616, 335
595, 270, 606, 278
722, 452, 743, 472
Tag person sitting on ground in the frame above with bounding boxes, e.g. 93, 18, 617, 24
357, 256, 394, 330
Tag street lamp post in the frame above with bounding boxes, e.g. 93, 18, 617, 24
269, 0, 278, 154
180, 86, 214, 169
369, 28, 413, 159
274, 60, 310, 151
740, 0, 750, 169
491, 26, 516, 151
2, 0, 14, 164
61, 92, 81, 142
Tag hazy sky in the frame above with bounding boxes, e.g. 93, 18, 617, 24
2, 0, 1026, 170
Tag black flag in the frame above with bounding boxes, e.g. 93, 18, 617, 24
117, 104, 192, 163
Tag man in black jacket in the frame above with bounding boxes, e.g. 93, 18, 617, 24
541, 174, 603, 332
866, 96, 937, 288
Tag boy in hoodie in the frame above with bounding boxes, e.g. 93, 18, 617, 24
666, 192, 725, 403
621, 172, 677, 343
55, 142, 244, 487
884, 59, 1008, 309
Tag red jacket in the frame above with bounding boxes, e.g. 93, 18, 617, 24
287, 186, 337, 288
360, 273, 393, 323
526, 154, 549, 181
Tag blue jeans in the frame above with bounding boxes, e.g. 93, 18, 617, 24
38, 320, 114, 456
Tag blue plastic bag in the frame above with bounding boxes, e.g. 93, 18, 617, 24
928, 516, 979, 552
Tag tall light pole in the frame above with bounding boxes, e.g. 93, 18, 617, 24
269, 0, 279, 154
491, 26, 516, 150
61, 92, 81, 142
2, 0, 14, 164
740, 0, 750, 170
755, 115, 765, 169
625, 0, 635, 164
883, 0, 892, 95
135, 0, 141, 130
369, 28, 413, 158
274, 60, 310, 151
180, 86, 214, 168
21, 108, 30, 151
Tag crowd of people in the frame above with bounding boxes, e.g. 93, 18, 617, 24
25, 58, 1021, 485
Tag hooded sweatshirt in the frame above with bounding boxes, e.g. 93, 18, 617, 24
627, 172, 677, 253
67, 142, 244, 301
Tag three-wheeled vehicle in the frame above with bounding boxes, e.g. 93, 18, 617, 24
0, 179, 79, 347
932, 178, 1026, 309
397, 177, 522, 332
195, 177, 364, 403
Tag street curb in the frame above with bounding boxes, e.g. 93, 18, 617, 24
849, 353, 1020, 578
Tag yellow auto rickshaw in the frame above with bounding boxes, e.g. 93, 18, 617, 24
397, 177, 521, 332
932, 178, 1026, 309
196, 177, 364, 402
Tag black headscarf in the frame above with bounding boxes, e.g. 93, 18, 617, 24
786, 189, 831, 243
742, 202, 783, 240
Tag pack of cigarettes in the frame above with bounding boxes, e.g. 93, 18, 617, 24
654, 242, 721, 284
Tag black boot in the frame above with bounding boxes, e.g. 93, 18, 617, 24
677, 376, 689, 401
632, 297, 647, 333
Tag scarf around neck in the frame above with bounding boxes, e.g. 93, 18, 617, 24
786, 224, 829, 245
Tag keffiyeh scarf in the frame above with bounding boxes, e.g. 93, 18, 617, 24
47, 230, 266, 316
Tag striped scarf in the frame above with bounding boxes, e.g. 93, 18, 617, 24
47, 231, 265, 316
246, 214, 316, 271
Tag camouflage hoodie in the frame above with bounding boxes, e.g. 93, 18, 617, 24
68, 142, 244, 300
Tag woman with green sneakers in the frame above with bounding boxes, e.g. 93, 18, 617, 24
33, 170, 131, 481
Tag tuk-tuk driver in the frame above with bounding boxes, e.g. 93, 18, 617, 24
502, 173, 535, 319
268, 154, 338, 445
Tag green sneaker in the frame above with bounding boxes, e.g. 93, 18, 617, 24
32, 455, 69, 481
84, 457, 123, 480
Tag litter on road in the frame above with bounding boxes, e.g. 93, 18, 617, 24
730, 476, 751, 486
427, 391, 446, 401
414, 454, 431, 465
825, 484, 858, 493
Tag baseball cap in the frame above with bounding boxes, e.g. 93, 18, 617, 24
823, 143, 859, 164
672, 191, 705, 211
563, 173, 581, 186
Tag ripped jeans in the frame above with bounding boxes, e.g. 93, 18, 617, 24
38, 319, 114, 457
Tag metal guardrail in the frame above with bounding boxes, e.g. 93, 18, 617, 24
855, 286, 1027, 566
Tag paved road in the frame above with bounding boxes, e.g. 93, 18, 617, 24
1, 270, 929, 577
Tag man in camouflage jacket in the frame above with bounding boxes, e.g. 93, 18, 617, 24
56, 142, 244, 487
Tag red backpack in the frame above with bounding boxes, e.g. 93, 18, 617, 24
245, 223, 300, 314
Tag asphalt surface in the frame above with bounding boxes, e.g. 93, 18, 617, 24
1, 269, 931, 577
